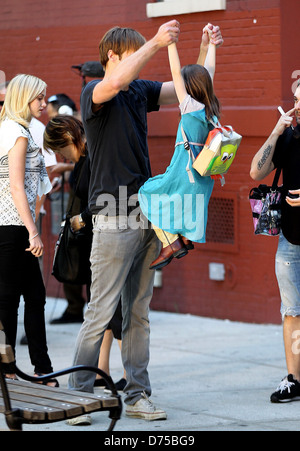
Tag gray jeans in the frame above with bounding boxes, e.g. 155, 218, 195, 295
68, 213, 160, 405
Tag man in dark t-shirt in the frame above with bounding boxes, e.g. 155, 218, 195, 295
250, 81, 300, 403
81, 79, 162, 215
68, 21, 224, 423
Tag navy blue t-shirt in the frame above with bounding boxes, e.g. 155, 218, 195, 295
273, 125, 300, 245
80, 79, 162, 215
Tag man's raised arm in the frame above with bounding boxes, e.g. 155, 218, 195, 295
92, 21, 180, 107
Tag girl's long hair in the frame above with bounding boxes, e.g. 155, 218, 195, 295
0, 74, 47, 127
181, 65, 220, 121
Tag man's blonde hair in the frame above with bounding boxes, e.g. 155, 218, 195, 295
0, 74, 47, 127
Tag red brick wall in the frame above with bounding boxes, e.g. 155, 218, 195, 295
0, 0, 297, 323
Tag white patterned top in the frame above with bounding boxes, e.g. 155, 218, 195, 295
0, 119, 52, 226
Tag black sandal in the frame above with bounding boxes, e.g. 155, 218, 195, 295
33, 373, 59, 388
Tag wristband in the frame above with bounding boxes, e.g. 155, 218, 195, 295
29, 233, 39, 241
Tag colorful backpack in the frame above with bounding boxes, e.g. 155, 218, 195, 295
182, 121, 242, 185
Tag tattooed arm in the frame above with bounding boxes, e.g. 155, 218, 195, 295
250, 108, 296, 181
250, 141, 275, 181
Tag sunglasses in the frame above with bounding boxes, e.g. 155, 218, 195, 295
0, 101, 3, 107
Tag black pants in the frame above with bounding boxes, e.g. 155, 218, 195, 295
0, 226, 53, 374
107, 299, 123, 340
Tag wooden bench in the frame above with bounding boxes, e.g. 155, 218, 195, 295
0, 325, 122, 431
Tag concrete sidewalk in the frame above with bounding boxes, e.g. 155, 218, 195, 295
1, 297, 300, 432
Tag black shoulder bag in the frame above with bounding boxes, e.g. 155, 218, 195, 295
52, 162, 91, 285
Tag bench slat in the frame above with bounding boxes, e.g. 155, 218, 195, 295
0, 395, 67, 421
5, 380, 119, 411
9, 392, 82, 420
7, 381, 101, 412
0, 379, 120, 423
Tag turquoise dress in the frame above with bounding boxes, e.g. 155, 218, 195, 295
138, 95, 215, 243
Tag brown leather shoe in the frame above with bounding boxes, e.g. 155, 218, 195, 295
150, 237, 188, 270
181, 236, 194, 251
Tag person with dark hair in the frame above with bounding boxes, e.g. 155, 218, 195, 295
139, 27, 221, 270
44, 115, 92, 293
250, 80, 300, 403
45, 95, 86, 325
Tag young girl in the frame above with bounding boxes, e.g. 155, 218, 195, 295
0, 74, 56, 384
138, 32, 221, 270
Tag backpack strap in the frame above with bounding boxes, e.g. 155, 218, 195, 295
181, 125, 196, 184
208, 118, 231, 139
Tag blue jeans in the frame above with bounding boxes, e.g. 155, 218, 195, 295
68, 214, 160, 405
276, 233, 300, 320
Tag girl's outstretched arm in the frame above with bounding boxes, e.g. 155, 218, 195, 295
197, 24, 223, 66
204, 41, 217, 81
197, 24, 211, 66
168, 43, 187, 104
159, 25, 223, 105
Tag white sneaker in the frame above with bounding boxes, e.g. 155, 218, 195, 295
66, 414, 92, 426
125, 392, 167, 421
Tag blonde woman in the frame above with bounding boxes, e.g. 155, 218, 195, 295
0, 74, 57, 385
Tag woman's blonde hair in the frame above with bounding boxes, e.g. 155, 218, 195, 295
0, 74, 47, 127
